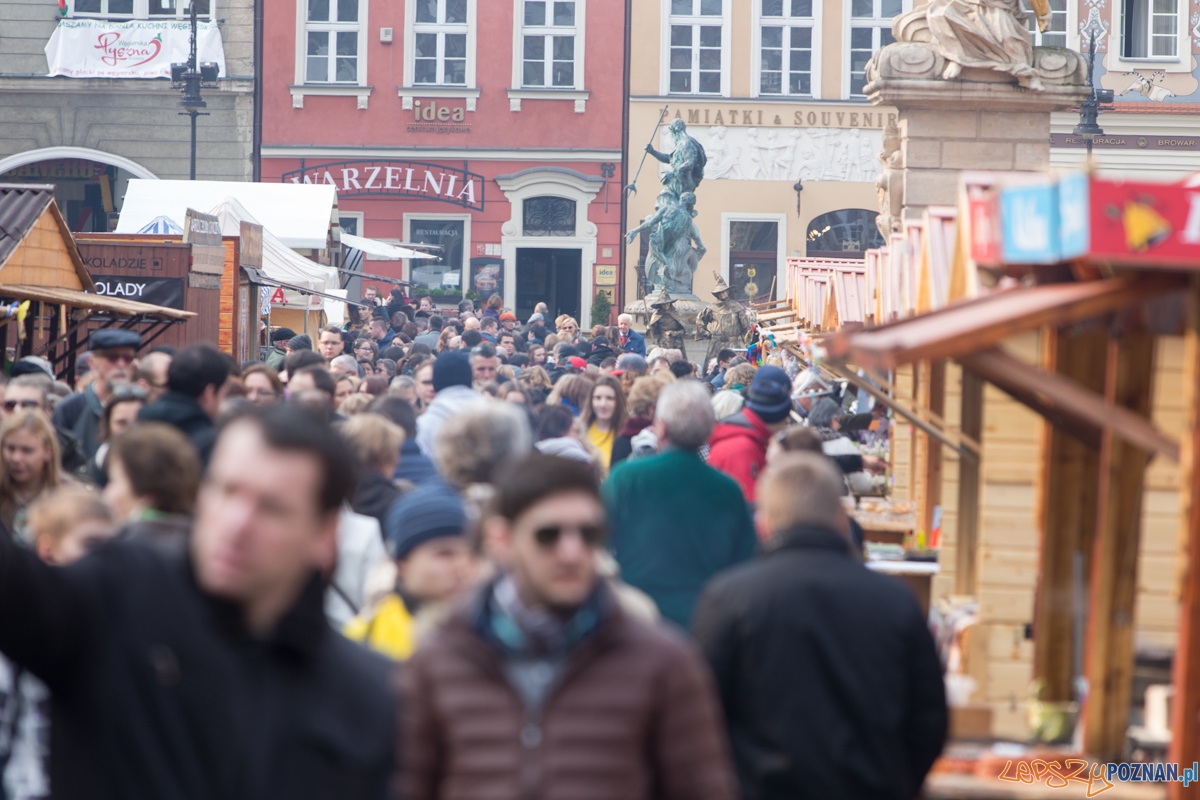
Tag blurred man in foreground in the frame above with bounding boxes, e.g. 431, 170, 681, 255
0, 405, 397, 800
693, 452, 947, 800
400, 454, 737, 800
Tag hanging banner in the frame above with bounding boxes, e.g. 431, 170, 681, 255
44, 18, 226, 79
93, 276, 185, 308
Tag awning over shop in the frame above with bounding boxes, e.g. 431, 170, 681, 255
115, 180, 337, 249
340, 233, 437, 260
0, 284, 193, 320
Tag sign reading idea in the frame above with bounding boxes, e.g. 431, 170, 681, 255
44, 19, 225, 79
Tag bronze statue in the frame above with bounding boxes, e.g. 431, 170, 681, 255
646, 291, 688, 360
625, 191, 706, 295
696, 273, 752, 370
645, 119, 707, 201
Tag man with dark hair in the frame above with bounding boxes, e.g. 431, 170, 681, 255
400, 454, 738, 800
53, 329, 142, 463
460, 329, 483, 349
414, 315, 443, 350
138, 344, 232, 464
693, 453, 946, 800
282, 349, 325, 381
317, 326, 346, 362
367, 316, 394, 347
708, 348, 738, 389
0, 405, 397, 799
479, 316, 499, 344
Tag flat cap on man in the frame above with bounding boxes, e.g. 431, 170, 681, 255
89, 329, 142, 351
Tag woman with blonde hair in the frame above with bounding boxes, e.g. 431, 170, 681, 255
613, 374, 670, 466
519, 365, 552, 393
580, 374, 627, 470
555, 315, 580, 341
0, 411, 63, 539
545, 373, 594, 416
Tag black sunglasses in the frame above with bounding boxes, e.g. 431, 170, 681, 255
533, 524, 605, 549
3, 399, 40, 411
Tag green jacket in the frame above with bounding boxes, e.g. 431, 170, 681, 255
603, 448, 757, 630
265, 346, 287, 371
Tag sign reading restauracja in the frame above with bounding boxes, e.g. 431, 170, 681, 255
44, 19, 225, 79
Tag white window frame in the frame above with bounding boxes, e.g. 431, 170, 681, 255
291, 0, 370, 108
508, 0, 590, 111
842, 0, 910, 99
1024, 0, 1070, 47
403, 212, 472, 298
752, 0, 821, 99
720, 212, 787, 302
337, 210, 364, 237
408, 0, 473, 86
68, 0, 213, 19
1115, 0, 1187, 64
400, 0, 479, 110
660, 0, 732, 97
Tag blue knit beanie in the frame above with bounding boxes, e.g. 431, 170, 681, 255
384, 478, 467, 560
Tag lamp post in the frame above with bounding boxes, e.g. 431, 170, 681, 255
171, 2, 219, 180
1073, 31, 1114, 161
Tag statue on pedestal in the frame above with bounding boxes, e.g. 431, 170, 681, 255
646, 291, 688, 360
696, 273, 752, 371
625, 119, 708, 297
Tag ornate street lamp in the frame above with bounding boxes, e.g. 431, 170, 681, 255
1073, 30, 1114, 160
170, 2, 220, 180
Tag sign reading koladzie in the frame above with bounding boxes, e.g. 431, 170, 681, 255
44, 19, 225, 79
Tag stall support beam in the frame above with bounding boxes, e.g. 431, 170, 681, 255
1033, 326, 1106, 704
920, 361, 946, 542
1171, 278, 1200, 799
1082, 330, 1155, 761
955, 367, 983, 596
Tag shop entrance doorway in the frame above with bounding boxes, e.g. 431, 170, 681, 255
515, 248, 581, 323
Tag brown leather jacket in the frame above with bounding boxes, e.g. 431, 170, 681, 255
398, 583, 739, 800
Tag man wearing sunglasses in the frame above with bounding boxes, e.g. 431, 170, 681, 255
52, 329, 141, 467
399, 454, 737, 800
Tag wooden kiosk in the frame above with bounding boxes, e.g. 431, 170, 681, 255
0, 184, 193, 378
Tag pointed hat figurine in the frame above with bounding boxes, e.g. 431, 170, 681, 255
711, 271, 731, 298
650, 290, 676, 308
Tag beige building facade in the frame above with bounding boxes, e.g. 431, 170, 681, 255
625, 0, 900, 306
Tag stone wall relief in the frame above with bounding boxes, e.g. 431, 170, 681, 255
658, 125, 883, 184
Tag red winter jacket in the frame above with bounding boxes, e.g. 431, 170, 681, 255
707, 408, 772, 503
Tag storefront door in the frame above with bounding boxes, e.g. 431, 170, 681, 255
515, 248, 581, 323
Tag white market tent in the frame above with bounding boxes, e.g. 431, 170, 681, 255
209, 198, 339, 314
115, 180, 337, 250
340, 232, 437, 261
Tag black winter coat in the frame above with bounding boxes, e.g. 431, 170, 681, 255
138, 391, 217, 466
692, 526, 947, 800
0, 534, 398, 800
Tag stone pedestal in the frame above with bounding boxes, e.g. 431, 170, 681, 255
865, 48, 1090, 227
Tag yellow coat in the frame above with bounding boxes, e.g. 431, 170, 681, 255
342, 594, 416, 661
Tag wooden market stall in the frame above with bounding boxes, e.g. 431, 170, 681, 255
758, 173, 1200, 795
0, 184, 193, 378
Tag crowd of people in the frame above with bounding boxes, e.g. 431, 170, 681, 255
0, 286, 945, 800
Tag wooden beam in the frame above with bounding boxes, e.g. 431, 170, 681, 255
824, 361, 980, 458
1081, 330, 1155, 760
1170, 277, 1200, 800
921, 361, 946, 539
958, 347, 1179, 464
1032, 326, 1106, 704
955, 367, 983, 595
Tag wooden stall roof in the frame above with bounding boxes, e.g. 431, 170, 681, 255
0, 284, 195, 320
823, 274, 1186, 370
0, 184, 96, 292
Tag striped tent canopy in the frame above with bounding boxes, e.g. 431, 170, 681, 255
136, 215, 183, 235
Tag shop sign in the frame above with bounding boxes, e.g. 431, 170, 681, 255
1051, 133, 1200, 151
44, 18, 225, 79
268, 285, 323, 309
93, 276, 184, 308
964, 183, 1002, 266
594, 264, 617, 286
1087, 179, 1200, 268
408, 100, 471, 135
281, 160, 485, 211
999, 182, 1060, 264
0, 159, 107, 181
184, 209, 226, 275
669, 105, 897, 130
239, 221, 263, 268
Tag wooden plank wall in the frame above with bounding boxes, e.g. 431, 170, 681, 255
3, 212, 85, 290
932, 363, 963, 602
892, 365, 915, 502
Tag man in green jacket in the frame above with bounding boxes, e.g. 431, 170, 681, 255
603, 380, 757, 630
264, 327, 295, 370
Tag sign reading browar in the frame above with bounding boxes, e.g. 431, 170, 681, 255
44, 19, 225, 79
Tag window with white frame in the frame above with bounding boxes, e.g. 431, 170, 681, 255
1025, 0, 1067, 46
71, 0, 211, 19
1122, 0, 1177, 58
414, 0, 469, 84
848, 0, 901, 96
668, 0, 725, 94
758, 0, 815, 96
521, 1, 579, 88
305, 0, 360, 83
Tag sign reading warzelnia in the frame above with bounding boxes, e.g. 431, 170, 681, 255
44, 19, 225, 79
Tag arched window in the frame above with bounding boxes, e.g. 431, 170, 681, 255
806, 209, 885, 259
522, 196, 576, 236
